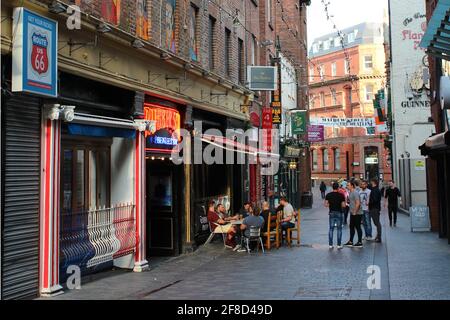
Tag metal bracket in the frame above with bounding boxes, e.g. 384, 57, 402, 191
165, 75, 180, 88
179, 80, 194, 93
99, 51, 115, 69
201, 89, 210, 101
210, 90, 228, 102
67, 35, 98, 56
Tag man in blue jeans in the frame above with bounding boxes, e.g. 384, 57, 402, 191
324, 182, 346, 249
359, 181, 373, 241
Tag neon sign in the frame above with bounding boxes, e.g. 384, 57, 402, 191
144, 104, 181, 138
144, 104, 181, 152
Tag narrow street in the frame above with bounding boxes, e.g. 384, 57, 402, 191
49, 188, 450, 300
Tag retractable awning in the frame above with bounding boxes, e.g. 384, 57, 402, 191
420, 0, 450, 60
201, 134, 280, 158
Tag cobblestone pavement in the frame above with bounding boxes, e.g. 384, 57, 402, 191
48, 188, 450, 300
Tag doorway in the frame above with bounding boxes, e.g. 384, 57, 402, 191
364, 146, 379, 181
146, 158, 183, 256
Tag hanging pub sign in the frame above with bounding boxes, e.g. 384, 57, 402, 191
144, 104, 181, 153
291, 110, 307, 135
12, 8, 58, 97
310, 117, 376, 128
247, 66, 278, 91
271, 101, 282, 124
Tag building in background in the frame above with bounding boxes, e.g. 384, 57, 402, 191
308, 23, 392, 184
419, 0, 450, 241
388, 0, 435, 211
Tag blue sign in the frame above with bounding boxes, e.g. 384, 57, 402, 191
12, 7, 58, 97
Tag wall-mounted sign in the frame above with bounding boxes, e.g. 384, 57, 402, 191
247, 66, 277, 91
250, 111, 260, 127
284, 146, 301, 158
291, 110, 307, 135
144, 104, 181, 153
271, 101, 282, 124
414, 159, 426, 171
365, 157, 379, 164
262, 107, 272, 151
12, 7, 58, 97
311, 117, 376, 128
307, 125, 324, 142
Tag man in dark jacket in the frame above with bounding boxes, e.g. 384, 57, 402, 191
368, 179, 382, 243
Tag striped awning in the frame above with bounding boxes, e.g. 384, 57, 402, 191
420, 0, 450, 60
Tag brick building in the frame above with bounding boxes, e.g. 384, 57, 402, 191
308, 23, 392, 184
0, 0, 310, 299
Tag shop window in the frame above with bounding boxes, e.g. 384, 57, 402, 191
61, 140, 111, 213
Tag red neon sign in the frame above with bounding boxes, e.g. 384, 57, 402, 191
143, 104, 181, 138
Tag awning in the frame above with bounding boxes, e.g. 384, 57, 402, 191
67, 123, 136, 139
201, 134, 280, 158
419, 131, 450, 155
420, 0, 450, 60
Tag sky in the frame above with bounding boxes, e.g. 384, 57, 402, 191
307, 0, 388, 48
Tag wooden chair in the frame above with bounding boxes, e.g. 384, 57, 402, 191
263, 212, 280, 250
287, 210, 301, 247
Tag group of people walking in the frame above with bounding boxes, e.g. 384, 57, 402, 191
322, 179, 401, 249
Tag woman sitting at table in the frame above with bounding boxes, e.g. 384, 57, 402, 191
207, 202, 239, 249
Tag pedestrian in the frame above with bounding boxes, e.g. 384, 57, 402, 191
369, 179, 382, 243
324, 182, 346, 249
384, 181, 401, 227
359, 181, 373, 241
338, 181, 349, 225
279, 197, 296, 243
344, 181, 363, 248
320, 181, 327, 199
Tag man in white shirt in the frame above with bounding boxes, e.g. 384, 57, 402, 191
279, 197, 296, 242
359, 181, 373, 241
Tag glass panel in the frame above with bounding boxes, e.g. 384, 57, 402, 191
89, 150, 97, 208
62, 149, 73, 213
97, 150, 109, 208
75, 150, 85, 211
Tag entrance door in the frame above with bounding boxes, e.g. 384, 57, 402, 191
364, 146, 379, 181
146, 159, 181, 256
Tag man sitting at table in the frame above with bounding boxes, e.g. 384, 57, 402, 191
260, 201, 275, 231
239, 202, 252, 218
279, 197, 296, 243
207, 202, 238, 249
241, 208, 264, 251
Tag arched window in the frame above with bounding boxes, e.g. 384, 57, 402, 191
334, 148, 341, 171
312, 149, 318, 171
323, 149, 329, 171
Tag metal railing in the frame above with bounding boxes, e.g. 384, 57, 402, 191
60, 203, 136, 274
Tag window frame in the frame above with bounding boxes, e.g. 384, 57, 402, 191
364, 55, 373, 70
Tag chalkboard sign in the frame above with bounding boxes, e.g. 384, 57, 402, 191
410, 206, 431, 232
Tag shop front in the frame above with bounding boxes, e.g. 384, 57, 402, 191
38, 73, 149, 296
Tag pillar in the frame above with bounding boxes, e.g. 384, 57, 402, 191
39, 105, 63, 296
133, 123, 149, 272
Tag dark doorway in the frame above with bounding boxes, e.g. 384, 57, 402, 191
364, 146, 379, 181
146, 158, 183, 256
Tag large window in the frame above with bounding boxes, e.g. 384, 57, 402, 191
319, 65, 325, 80
331, 62, 337, 77
365, 84, 374, 101
312, 149, 318, 171
309, 67, 314, 82
344, 60, 350, 75
364, 55, 373, 69
225, 28, 231, 76
189, 4, 199, 62
238, 38, 244, 84
334, 148, 341, 171
320, 92, 325, 107
323, 149, 329, 171
61, 138, 111, 213
208, 16, 216, 70
251, 35, 257, 66
331, 88, 337, 106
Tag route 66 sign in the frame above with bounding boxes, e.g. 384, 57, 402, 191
12, 8, 58, 97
